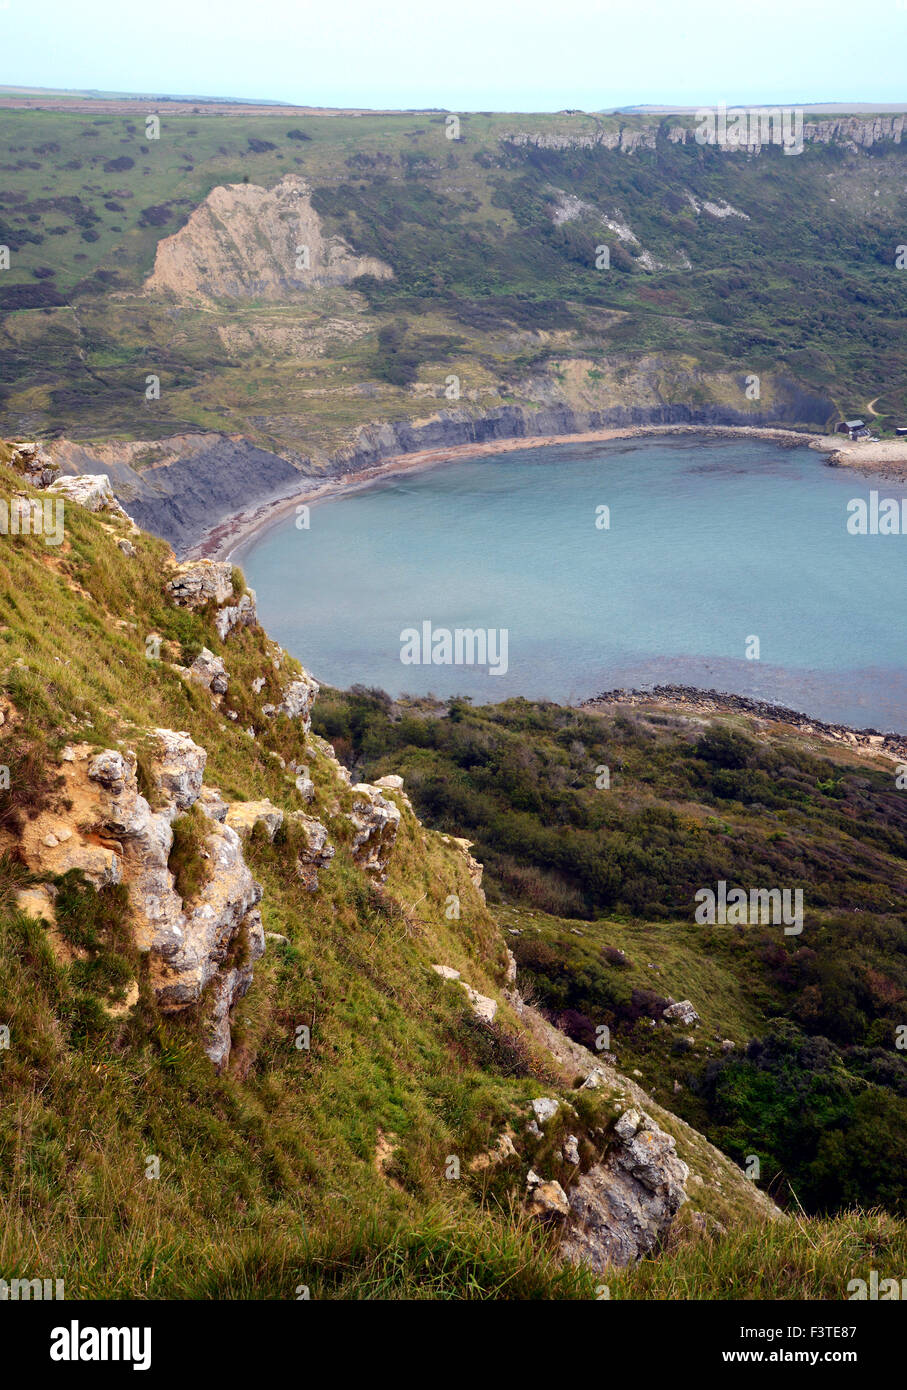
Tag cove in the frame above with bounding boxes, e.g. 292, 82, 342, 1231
235, 435, 907, 731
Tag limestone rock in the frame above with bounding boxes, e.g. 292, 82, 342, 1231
198, 786, 229, 822
663, 1000, 700, 1027
150, 729, 206, 812
346, 783, 400, 881
563, 1134, 581, 1166
293, 766, 315, 802
433, 964, 461, 981
46, 473, 131, 520
526, 1177, 570, 1221
9, 440, 60, 488
189, 647, 228, 695
168, 559, 234, 608
450, 836, 485, 892
288, 810, 334, 889
531, 1097, 560, 1126
468, 1131, 518, 1172
214, 590, 257, 642
145, 174, 393, 304
16, 735, 263, 1067
558, 1108, 689, 1270
225, 799, 284, 842
274, 672, 319, 732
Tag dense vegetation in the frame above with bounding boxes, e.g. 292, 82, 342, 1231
313, 686, 907, 1213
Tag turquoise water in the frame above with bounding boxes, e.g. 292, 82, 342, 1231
236, 436, 907, 731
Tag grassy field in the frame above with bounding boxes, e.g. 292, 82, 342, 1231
1, 108, 906, 451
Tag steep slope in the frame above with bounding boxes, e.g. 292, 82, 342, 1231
0, 441, 904, 1299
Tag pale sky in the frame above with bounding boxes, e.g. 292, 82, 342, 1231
2, 0, 905, 111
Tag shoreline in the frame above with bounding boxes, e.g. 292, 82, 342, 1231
192, 422, 823, 563
582, 684, 907, 758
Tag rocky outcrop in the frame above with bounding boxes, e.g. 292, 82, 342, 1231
346, 783, 401, 881
505, 114, 905, 155
225, 799, 284, 842
215, 592, 257, 642
145, 174, 393, 304
7, 440, 60, 487
557, 1109, 689, 1270
14, 733, 264, 1068
443, 834, 485, 895
663, 999, 700, 1026
46, 473, 133, 522
188, 648, 228, 695
263, 672, 319, 733
288, 810, 335, 890
168, 559, 234, 608
167, 559, 258, 642
432, 964, 498, 1022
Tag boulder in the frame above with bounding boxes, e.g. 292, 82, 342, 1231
563, 1134, 581, 1166
531, 1097, 560, 1126
526, 1177, 570, 1221
293, 765, 315, 802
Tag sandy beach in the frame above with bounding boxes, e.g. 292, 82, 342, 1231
193, 422, 833, 563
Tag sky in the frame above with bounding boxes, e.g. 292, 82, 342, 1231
2, 0, 905, 111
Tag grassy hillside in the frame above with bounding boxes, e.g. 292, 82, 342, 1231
1, 107, 906, 453
0, 447, 904, 1298
312, 686, 907, 1216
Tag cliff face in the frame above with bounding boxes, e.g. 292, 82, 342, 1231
47, 434, 304, 555
45, 366, 835, 555
145, 175, 393, 304
505, 113, 906, 153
